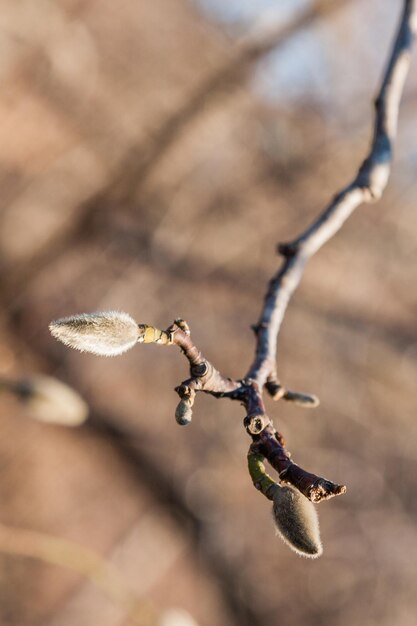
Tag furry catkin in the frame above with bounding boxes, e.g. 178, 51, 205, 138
272, 485, 323, 558
49, 311, 140, 356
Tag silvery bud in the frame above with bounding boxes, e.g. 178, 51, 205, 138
17, 376, 88, 426
175, 399, 193, 426
272, 485, 323, 558
49, 311, 140, 356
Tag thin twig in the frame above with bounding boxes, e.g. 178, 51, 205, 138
229, 0, 416, 502
247, 0, 416, 389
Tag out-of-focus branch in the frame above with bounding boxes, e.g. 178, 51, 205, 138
247, 0, 416, 389
0, 316, 263, 626
0, 523, 154, 626
84, 410, 264, 626
107, 0, 348, 201
2, 0, 346, 300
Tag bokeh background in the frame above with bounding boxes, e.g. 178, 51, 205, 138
0, 1, 416, 625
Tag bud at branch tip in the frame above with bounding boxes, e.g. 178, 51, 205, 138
49, 311, 140, 356
272, 485, 323, 558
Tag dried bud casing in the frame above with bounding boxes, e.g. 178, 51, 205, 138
49, 311, 140, 356
272, 485, 322, 558
175, 399, 193, 426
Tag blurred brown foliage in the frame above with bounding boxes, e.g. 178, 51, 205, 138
0, 1, 416, 625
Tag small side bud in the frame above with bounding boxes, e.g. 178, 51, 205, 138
175, 399, 193, 426
272, 485, 323, 558
174, 384, 196, 426
283, 390, 320, 408
49, 311, 140, 356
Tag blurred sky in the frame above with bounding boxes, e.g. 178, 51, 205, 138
194, 1, 402, 112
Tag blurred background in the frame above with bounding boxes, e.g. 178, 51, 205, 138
0, 0, 416, 625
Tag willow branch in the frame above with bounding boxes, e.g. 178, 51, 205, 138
247, 0, 417, 388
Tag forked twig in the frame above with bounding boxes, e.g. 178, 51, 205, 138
49, 0, 416, 556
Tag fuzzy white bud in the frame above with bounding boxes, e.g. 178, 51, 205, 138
19, 376, 88, 426
157, 609, 199, 626
272, 485, 323, 558
49, 311, 140, 356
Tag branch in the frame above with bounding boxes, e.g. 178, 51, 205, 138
247, 0, 417, 388
49, 310, 345, 506
48, 1, 416, 556
49, 313, 240, 426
